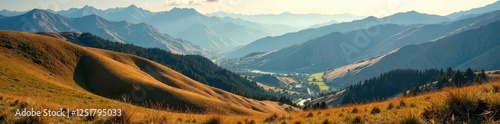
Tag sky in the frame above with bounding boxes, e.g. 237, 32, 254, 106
0, 0, 498, 17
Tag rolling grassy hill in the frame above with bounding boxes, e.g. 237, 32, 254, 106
0, 30, 299, 121
35, 32, 279, 102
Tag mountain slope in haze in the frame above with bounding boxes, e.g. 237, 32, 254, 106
37, 32, 279, 101
100, 5, 155, 23
57, 5, 106, 18
3, 6, 289, 53
0, 9, 73, 32
207, 11, 363, 28
233, 24, 414, 73
233, 10, 500, 73
216, 16, 299, 36
307, 20, 340, 29
0, 9, 204, 54
52, 6, 275, 52
0, 9, 25, 16
57, 5, 155, 23
0, 30, 299, 115
145, 8, 271, 52
325, 19, 500, 88
447, 1, 500, 20
385, 11, 450, 25
227, 11, 450, 58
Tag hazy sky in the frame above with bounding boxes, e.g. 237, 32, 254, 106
0, 0, 498, 17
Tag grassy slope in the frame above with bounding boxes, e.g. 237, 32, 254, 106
0, 31, 298, 118
1, 30, 499, 123
3, 78, 498, 123
225, 81, 500, 123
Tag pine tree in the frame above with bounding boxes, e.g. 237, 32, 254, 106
320, 102, 327, 109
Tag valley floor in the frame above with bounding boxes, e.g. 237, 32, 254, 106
2, 81, 499, 123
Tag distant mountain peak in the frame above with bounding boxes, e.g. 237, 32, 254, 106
168, 7, 200, 15
81, 5, 99, 11
364, 16, 379, 20
82, 5, 92, 8
25, 9, 54, 16
393, 10, 426, 16
127, 4, 138, 9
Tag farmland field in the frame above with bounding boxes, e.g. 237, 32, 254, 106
308, 72, 329, 91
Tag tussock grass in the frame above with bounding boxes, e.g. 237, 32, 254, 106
263, 113, 278, 122
400, 114, 422, 124
387, 103, 394, 110
399, 100, 407, 108
370, 106, 381, 114
351, 116, 363, 124
108, 108, 134, 124
203, 115, 224, 124
321, 119, 330, 124
1, 80, 499, 124
351, 107, 359, 114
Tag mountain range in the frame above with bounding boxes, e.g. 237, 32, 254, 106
57, 5, 155, 23
144, 8, 273, 52
207, 12, 365, 28
0, 6, 293, 54
226, 11, 450, 58
0, 9, 25, 16
447, 1, 500, 20
325, 13, 500, 88
0, 9, 205, 54
230, 10, 470, 72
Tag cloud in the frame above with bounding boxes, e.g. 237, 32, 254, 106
164, 0, 217, 6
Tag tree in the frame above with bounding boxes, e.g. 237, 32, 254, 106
475, 69, 488, 83
320, 102, 327, 109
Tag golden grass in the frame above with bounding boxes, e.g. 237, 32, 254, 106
2, 79, 498, 123
0, 30, 298, 118
256, 82, 300, 95
276, 76, 297, 85
2, 30, 500, 123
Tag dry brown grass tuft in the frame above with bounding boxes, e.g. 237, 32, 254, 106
203, 115, 224, 124
322, 119, 330, 124
351, 116, 363, 124
370, 106, 381, 114
493, 85, 500, 93
0, 111, 8, 123
15, 115, 48, 124
264, 113, 278, 122
399, 110, 423, 124
306, 112, 314, 118
387, 103, 394, 110
351, 107, 359, 114
108, 107, 134, 124
398, 100, 407, 108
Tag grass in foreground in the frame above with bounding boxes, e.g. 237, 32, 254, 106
2, 81, 499, 123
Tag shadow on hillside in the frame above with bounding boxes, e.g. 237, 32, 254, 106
72, 56, 207, 113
